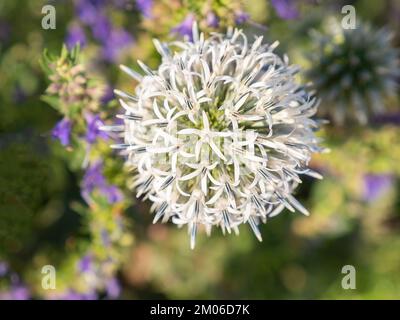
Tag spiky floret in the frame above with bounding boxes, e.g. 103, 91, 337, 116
105, 25, 323, 249
307, 18, 399, 125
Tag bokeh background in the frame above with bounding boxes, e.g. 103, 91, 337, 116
1, 0, 400, 299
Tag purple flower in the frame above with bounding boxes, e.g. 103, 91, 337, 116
106, 277, 121, 299
102, 28, 134, 62
136, 0, 153, 18
101, 85, 115, 104
85, 113, 108, 144
206, 11, 219, 28
88, 14, 134, 62
271, 0, 299, 20
91, 14, 112, 42
74, 1, 134, 62
101, 185, 124, 203
57, 289, 97, 300
82, 161, 123, 204
0, 284, 30, 300
82, 161, 107, 195
76, 0, 106, 26
65, 24, 87, 50
0, 265, 30, 300
51, 118, 72, 146
11, 286, 30, 300
234, 11, 249, 24
363, 174, 393, 202
59, 291, 84, 300
172, 14, 195, 41
0, 262, 8, 277
78, 254, 92, 273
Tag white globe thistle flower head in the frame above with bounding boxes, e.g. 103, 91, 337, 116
105, 24, 324, 249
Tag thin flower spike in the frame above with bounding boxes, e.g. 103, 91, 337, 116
107, 23, 324, 249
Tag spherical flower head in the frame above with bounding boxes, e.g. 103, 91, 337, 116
307, 18, 400, 125
108, 24, 323, 249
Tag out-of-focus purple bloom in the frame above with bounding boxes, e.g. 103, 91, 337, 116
73, 0, 134, 62
271, 0, 299, 20
11, 286, 30, 300
363, 174, 393, 202
372, 112, 400, 126
0, 284, 30, 300
234, 11, 249, 25
0, 264, 30, 300
172, 14, 195, 41
82, 161, 123, 203
59, 290, 84, 300
101, 185, 124, 203
206, 11, 219, 28
78, 254, 92, 273
136, 0, 153, 18
101, 85, 115, 104
0, 262, 8, 277
76, 0, 106, 26
82, 161, 106, 195
106, 277, 121, 299
102, 28, 134, 62
65, 24, 87, 50
91, 14, 112, 42
85, 113, 108, 144
57, 289, 97, 300
51, 118, 72, 146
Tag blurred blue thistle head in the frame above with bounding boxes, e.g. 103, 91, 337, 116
307, 18, 400, 125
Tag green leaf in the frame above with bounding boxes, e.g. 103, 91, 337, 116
41, 95, 60, 110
